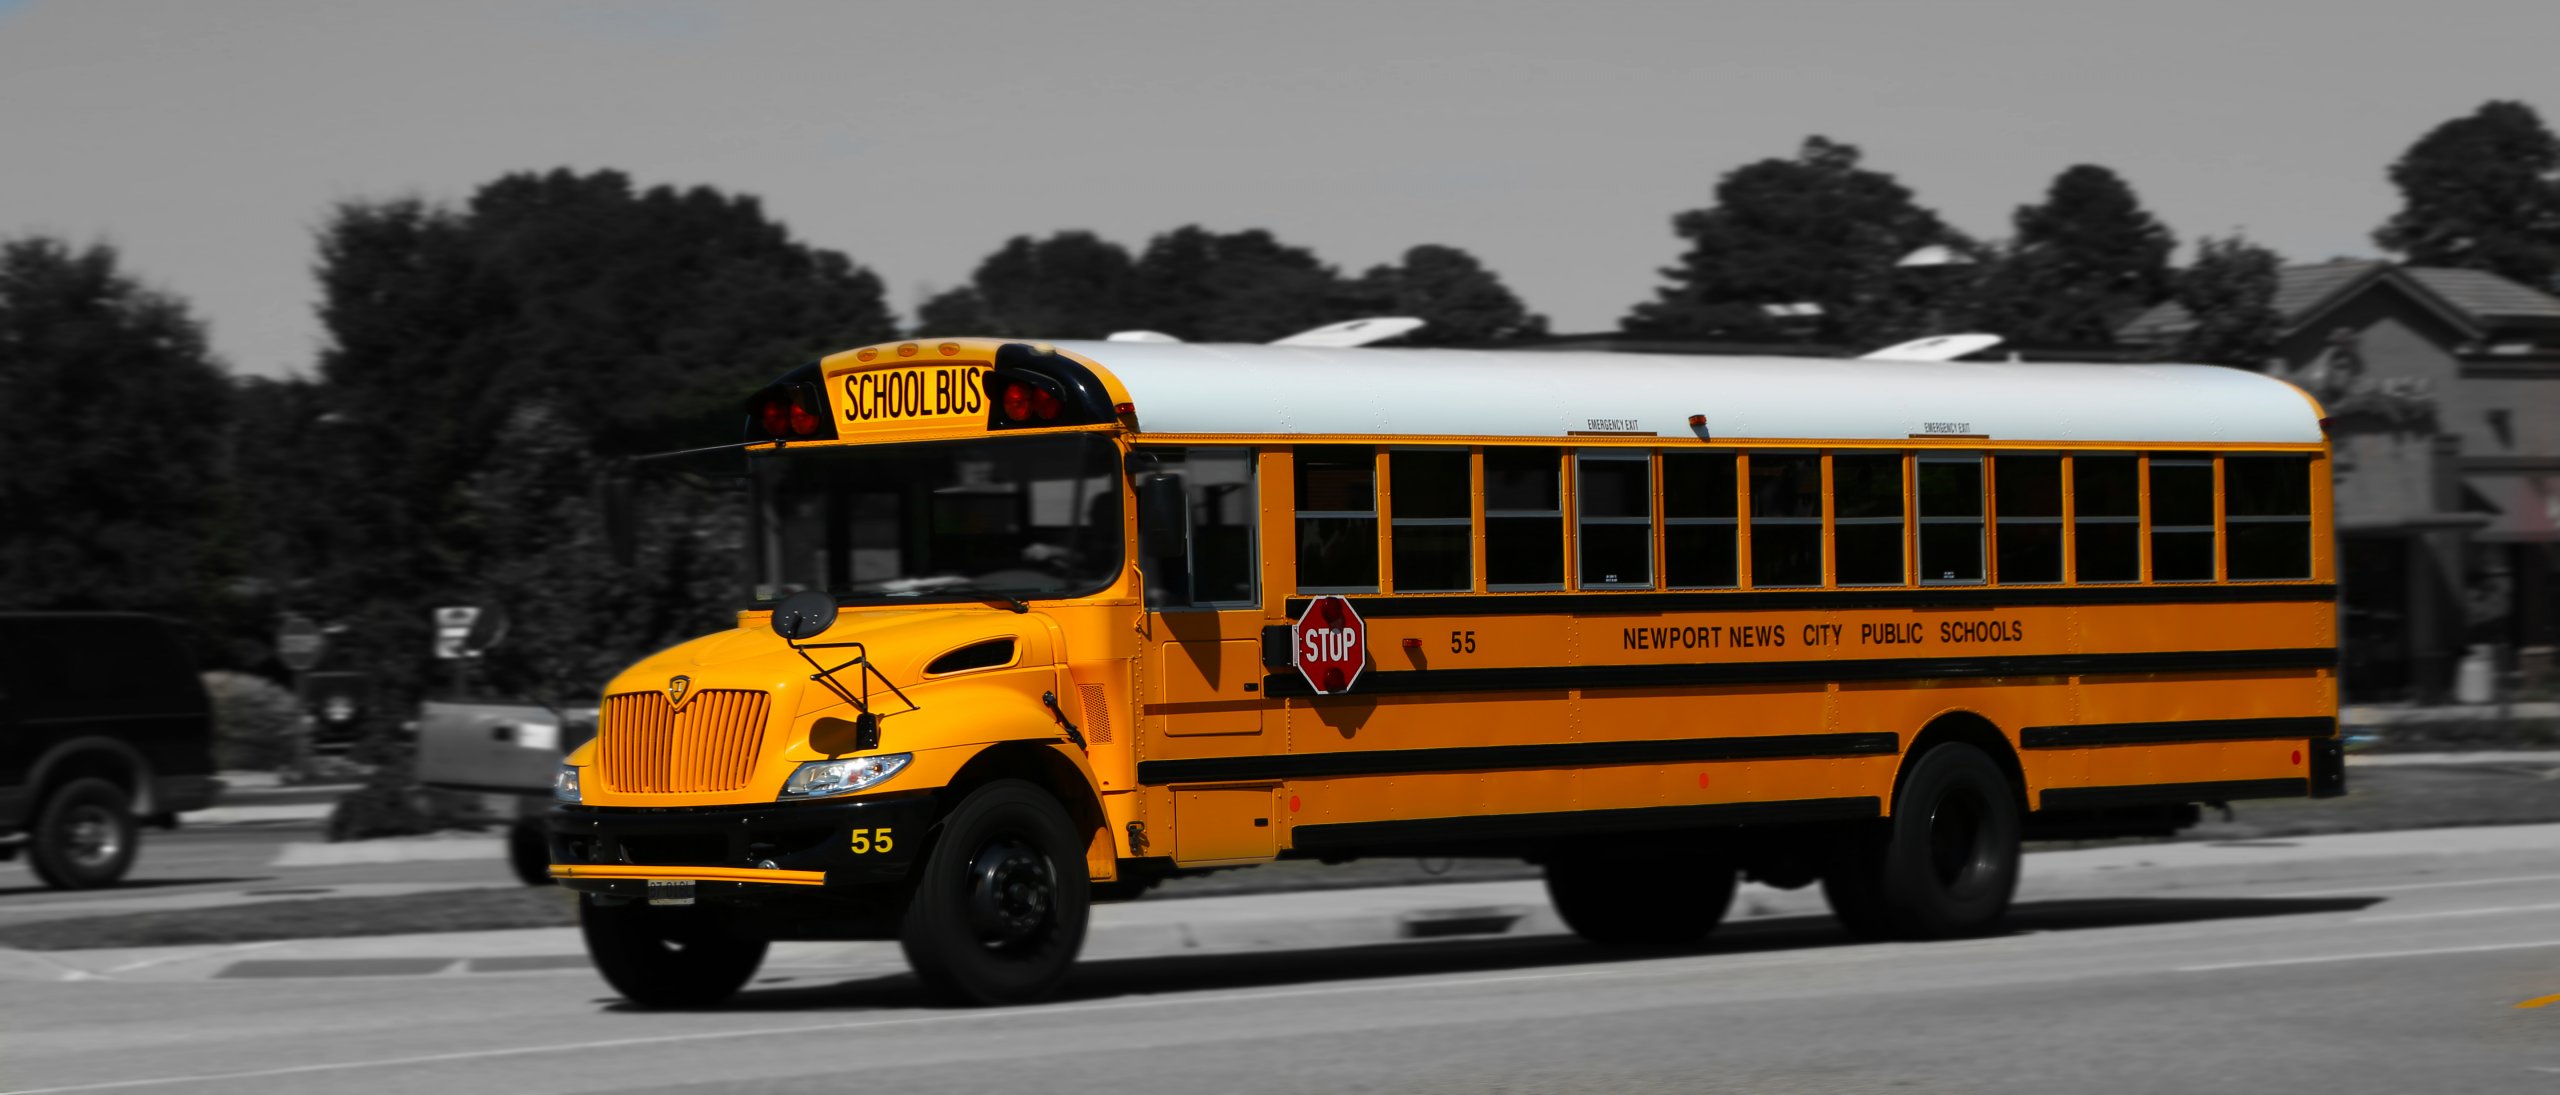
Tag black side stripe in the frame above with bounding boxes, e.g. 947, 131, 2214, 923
1137, 731, 1898, 786
1284, 583, 2336, 620
1290, 797, 1882, 849
2019, 716, 2338, 749
1263, 647, 2338, 699
2040, 778, 2308, 811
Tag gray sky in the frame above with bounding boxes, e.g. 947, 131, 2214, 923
4, 0, 2557, 378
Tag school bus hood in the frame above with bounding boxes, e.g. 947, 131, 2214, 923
605, 606, 1053, 711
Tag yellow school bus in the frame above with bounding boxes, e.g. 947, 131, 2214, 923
548, 337, 2341, 1006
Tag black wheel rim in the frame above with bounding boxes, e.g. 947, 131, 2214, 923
1926, 786, 1990, 893
965, 835, 1057, 952
61, 804, 123, 870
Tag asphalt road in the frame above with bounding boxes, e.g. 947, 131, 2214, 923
7, 841, 2560, 1094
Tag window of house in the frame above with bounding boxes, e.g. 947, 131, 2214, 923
2150, 457, 2215, 582
1484, 447, 1564, 589
2226, 456, 2313, 580
1663, 452, 1739, 588
1390, 448, 1471, 592
1577, 452, 1654, 588
2074, 456, 2140, 583
1749, 453, 1822, 587
1137, 447, 1258, 608
1917, 455, 1984, 584
1834, 453, 1906, 586
1295, 446, 1377, 592
1994, 455, 2063, 584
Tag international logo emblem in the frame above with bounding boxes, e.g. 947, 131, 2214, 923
666, 675, 693, 711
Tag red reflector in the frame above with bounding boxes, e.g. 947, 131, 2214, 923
788, 401, 819, 436
1688, 414, 1706, 427
759, 400, 791, 436
1400, 637, 1420, 650
1113, 402, 1135, 416
1032, 387, 1062, 421
1001, 382, 1032, 422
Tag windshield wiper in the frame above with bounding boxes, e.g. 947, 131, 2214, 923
986, 594, 1031, 614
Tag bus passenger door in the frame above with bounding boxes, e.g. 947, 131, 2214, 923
1136, 448, 1266, 739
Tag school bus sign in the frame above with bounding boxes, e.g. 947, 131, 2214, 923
1293, 595, 1367, 695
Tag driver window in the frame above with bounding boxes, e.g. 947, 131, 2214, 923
1140, 447, 1259, 609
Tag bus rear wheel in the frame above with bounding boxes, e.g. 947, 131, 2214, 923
579, 896, 769, 1009
899, 780, 1090, 1006
1545, 848, 1737, 946
1823, 742, 2020, 940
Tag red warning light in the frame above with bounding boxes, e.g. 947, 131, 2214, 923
759, 399, 792, 436
1031, 386, 1062, 421
1001, 382, 1032, 422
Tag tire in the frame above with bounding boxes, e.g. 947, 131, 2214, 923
579, 896, 769, 1009
1545, 848, 1737, 947
899, 780, 1090, 1006
29, 778, 139, 890
508, 818, 553, 887
1822, 742, 2021, 940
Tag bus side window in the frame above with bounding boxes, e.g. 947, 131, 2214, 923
1994, 455, 2063, 583
1833, 452, 1906, 586
1296, 446, 1379, 593
1576, 451, 1654, 588
1485, 447, 1564, 590
1917, 455, 1984, 584
1140, 447, 1258, 608
2074, 456, 2140, 583
2150, 456, 2215, 582
1663, 452, 1738, 588
1749, 453, 1822, 587
1389, 449, 1471, 592
2225, 456, 2313, 580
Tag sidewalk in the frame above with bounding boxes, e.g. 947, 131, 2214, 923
10, 821, 2557, 985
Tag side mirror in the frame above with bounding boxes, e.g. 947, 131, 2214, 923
771, 590, 839, 642
1137, 473, 1186, 541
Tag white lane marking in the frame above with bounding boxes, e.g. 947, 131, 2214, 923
2275, 874, 2560, 899
2178, 939, 2560, 972
103, 941, 291, 976
0, 961, 1677, 1094
2352, 902, 2560, 925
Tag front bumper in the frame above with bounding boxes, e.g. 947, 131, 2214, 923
547, 793, 935, 896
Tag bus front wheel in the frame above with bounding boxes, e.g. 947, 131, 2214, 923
1546, 848, 1737, 946
899, 780, 1090, 1006
1823, 742, 2020, 940
579, 896, 769, 1008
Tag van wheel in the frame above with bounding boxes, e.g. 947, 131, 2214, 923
900, 780, 1089, 1006
1546, 849, 1737, 946
1822, 742, 2020, 939
30, 779, 139, 890
579, 896, 769, 1008
508, 818, 553, 886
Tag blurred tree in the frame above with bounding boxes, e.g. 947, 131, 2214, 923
0, 237, 236, 635
914, 231, 1138, 339
1127, 226, 1342, 342
1965, 165, 2176, 345
283, 168, 896, 703
2167, 236, 2285, 369
2373, 100, 2560, 292
1623, 137, 1959, 345
1346, 244, 1547, 345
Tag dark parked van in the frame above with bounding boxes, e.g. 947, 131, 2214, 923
0, 613, 221, 888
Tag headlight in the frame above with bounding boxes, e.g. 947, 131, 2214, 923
553, 764, 581, 803
780, 754, 911, 799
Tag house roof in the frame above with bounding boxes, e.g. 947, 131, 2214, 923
2118, 260, 2560, 345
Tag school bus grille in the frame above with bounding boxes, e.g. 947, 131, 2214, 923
599, 690, 770, 794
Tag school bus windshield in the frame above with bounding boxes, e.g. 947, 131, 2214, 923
752, 433, 1123, 605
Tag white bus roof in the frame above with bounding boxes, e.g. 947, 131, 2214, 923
1051, 341, 2324, 446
